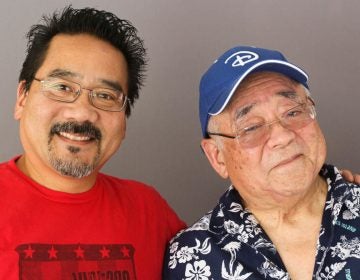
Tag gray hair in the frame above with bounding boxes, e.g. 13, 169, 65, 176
207, 116, 225, 149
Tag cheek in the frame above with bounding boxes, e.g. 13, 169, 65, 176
102, 117, 126, 147
18, 102, 58, 157
224, 145, 262, 174
26, 94, 61, 117
310, 127, 327, 165
21, 100, 55, 134
303, 123, 326, 152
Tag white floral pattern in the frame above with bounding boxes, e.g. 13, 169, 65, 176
258, 260, 289, 279
330, 236, 360, 260
185, 260, 212, 280
318, 262, 346, 280
164, 165, 360, 279
168, 238, 211, 269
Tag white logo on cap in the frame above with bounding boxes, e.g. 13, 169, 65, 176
225, 51, 259, 67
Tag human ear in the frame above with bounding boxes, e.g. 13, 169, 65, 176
201, 138, 229, 179
14, 80, 28, 120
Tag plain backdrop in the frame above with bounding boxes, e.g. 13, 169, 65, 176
0, 0, 359, 224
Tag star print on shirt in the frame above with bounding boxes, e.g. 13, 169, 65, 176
24, 245, 35, 259
74, 245, 85, 259
16, 243, 137, 279
121, 246, 131, 257
48, 245, 58, 259
100, 246, 110, 258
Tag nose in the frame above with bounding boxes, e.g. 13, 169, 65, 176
265, 119, 295, 149
61, 89, 100, 123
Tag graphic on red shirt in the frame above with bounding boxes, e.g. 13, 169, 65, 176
16, 243, 136, 279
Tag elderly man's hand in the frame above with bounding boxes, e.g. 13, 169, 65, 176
341, 170, 360, 184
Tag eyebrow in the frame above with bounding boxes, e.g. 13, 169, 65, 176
277, 91, 300, 100
233, 91, 300, 120
47, 69, 81, 79
99, 79, 124, 93
46, 68, 125, 93
234, 103, 255, 120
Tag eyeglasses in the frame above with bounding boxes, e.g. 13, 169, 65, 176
207, 98, 316, 148
33, 77, 128, 112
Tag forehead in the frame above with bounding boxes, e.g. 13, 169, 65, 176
36, 34, 129, 90
225, 72, 305, 112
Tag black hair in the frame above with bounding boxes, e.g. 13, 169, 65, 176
19, 5, 147, 116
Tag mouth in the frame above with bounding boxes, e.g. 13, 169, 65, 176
273, 154, 302, 168
50, 121, 102, 144
58, 132, 94, 142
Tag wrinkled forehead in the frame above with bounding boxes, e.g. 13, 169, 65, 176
225, 71, 308, 112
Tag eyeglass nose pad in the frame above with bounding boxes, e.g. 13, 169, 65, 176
86, 90, 98, 106
87, 90, 96, 98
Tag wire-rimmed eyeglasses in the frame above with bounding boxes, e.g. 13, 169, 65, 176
207, 97, 316, 148
33, 77, 128, 112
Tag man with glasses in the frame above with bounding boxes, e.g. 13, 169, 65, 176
0, 6, 185, 279
163, 46, 360, 279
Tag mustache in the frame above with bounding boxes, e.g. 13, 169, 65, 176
50, 121, 102, 141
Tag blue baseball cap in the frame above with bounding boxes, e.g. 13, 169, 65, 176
199, 46, 309, 138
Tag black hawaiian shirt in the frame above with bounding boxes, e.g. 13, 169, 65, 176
163, 164, 360, 280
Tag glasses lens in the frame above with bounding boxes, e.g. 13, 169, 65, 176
282, 103, 316, 130
235, 102, 316, 148
91, 89, 127, 112
41, 78, 78, 102
235, 121, 268, 148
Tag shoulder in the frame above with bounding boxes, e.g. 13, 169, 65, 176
0, 158, 22, 184
171, 211, 212, 241
163, 211, 228, 279
321, 164, 360, 196
321, 163, 360, 222
0, 160, 8, 168
0, 158, 16, 171
98, 173, 185, 228
165, 212, 214, 260
99, 173, 186, 237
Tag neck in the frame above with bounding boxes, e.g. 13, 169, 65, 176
16, 155, 98, 193
244, 176, 327, 229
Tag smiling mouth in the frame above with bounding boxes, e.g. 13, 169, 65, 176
59, 132, 94, 142
50, 121, 102, 144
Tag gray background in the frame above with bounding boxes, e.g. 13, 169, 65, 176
0, 0, 359, 224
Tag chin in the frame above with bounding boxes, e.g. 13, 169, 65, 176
270, 174, 313, 196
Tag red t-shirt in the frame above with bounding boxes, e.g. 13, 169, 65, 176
0, 158, 186, 279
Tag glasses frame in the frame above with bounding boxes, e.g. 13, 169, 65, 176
33, 77, 128, 112
207, 97, 316, 145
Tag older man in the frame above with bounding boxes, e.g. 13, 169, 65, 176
0, 6, 185, 279
163, 46, 360, 279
